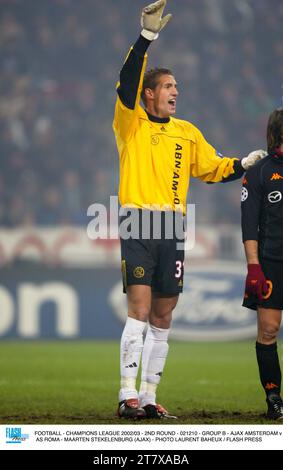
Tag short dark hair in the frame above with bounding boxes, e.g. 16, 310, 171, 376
267, 107, 283, 153
141, 68, 174, 105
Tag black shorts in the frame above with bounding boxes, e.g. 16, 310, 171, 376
243, 258, 283, 310
119, 209, 185, 295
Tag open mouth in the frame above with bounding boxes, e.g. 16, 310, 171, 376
168, 99, 176, 109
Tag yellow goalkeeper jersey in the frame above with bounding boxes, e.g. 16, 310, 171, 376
113, 40, 240, 213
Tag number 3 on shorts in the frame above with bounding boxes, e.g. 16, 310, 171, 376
175, 261, 184, 278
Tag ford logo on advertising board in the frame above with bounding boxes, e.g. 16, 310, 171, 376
109, 261, 261, 341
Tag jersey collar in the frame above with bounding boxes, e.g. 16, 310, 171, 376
271, 148, 283, 162
145, 111, 170, 124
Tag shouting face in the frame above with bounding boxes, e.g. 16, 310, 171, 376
144, 74, 178, 118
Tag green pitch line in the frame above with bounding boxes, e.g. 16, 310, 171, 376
0, 341, 280, 424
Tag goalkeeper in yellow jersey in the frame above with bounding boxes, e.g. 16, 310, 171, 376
113, 0, 266, 420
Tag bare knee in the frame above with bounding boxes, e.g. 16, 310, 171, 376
257, 308, 282, 344
258, 323, 280, 344
150, 297, 179, 329
127, 285, 151, 322
151, 308, 173, 328
128, 292, 151, 321
129, 305, 150, 322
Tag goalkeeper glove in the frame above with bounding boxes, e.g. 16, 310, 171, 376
245, 263, 269, 302
141, 0, 172, 41
241, 149, 267, 171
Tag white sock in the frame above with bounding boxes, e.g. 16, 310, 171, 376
119, 317, 147, 402
139, 323, 170, 407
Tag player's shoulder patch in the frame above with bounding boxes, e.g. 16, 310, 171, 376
241, 186, 248, 202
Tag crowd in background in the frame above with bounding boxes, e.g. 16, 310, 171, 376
0, 0, 282, 226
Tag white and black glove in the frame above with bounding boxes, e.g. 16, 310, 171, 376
241, 149, 267, 170
141, 0, 172, 41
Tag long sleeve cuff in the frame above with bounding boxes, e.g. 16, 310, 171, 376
133, 34, 152, 56
221, 159, 245, 183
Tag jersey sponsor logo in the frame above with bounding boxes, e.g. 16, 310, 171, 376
241, 187, 248, 202
270, 172, 283, 181
133, 266, 145, 278
151, 135, 159, 145
172, 143, 183, 205
110, 262, 275, 341
242, 176, 248, 185
268, 191, 282, 203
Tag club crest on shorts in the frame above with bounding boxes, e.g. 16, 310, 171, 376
133, 266, 145, 278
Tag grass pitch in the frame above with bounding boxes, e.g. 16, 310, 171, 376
0, 340, 281, 424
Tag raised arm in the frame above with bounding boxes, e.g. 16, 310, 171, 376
116, 36, 151, 112
113, 0, 172, 142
